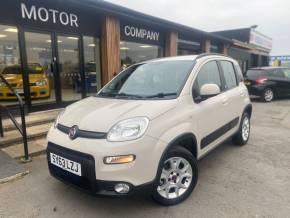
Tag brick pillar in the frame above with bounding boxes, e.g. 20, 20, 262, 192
101, 15, 120, 86
202, 39, 211, 53
165, 31, 178, 57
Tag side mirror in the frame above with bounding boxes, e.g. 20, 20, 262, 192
200, 84, 221, 99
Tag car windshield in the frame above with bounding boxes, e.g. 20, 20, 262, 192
98, 60, 194, 99
1, 64, 44, 75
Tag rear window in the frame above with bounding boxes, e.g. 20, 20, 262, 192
246, 69, 264, 77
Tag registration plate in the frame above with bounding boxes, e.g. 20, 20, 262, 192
50, 153, 82, 176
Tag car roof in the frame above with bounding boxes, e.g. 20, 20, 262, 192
249, 66, 289, 70
145, 55, 198, 63
141, 53, 233, 64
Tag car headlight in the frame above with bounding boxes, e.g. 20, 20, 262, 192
54, 109, 65, 129
107, 117, 149, 142
35, 79, 47, 87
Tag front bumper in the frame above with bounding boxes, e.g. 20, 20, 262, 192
46, 126, 167, 195
47, 142, 154, 196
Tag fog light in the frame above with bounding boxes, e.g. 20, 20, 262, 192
114, 183, 130, 194
104, 155, 135, 164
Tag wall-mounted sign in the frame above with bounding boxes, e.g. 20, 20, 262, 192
0, 0, 101, 35
124, 25, 159, 41
120, 21, 164, 46
250, 30, 272, 50
21, 3, 79, 27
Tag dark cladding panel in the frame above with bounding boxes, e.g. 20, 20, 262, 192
120, 20, 165, 46
0, 0, 101, 36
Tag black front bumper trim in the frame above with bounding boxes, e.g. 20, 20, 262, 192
47, 142, 154, 197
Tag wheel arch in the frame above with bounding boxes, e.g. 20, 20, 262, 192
153, 132, 198, 185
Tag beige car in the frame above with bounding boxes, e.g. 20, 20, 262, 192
46, 54, 252, 205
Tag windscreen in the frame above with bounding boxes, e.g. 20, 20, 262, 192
98, 60, 195, 99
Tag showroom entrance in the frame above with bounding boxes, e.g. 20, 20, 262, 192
0, 0, 102, 112
23, 30, 83, 108
0, 24, 101, 111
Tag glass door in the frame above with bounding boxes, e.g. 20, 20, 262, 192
56, 35, 82, 102
24, 31, 56, 105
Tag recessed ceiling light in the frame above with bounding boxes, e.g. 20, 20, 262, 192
88, 43, 95, 47
4, 28, 18, 33
67, 37, 78, 40
0, 34, 7, 38
140, 45, 153, 48
120, 47, 130, 50
46, 39, 62, 43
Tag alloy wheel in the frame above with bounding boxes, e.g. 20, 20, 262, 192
242, 116, 250, 141
157, 157, 193, 199
264, 89, 273, 102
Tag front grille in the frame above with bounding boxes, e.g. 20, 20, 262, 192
57, 124, 107, 139
47, 142, 97, 192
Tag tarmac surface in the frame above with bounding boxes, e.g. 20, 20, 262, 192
1, 99, 290, 218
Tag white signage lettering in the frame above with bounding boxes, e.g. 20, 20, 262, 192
124, 25, 160, 41
21, 3, 79, 27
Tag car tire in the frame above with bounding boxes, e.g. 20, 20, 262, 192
232, 113, 250, 146
151, 146, 198, 206
262, 88, 274, 102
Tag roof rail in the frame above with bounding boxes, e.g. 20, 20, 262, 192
196, 53, 231, 60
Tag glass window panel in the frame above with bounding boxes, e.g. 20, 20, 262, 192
57, 35, 81, 102
83, 36, 101, 96
220, 61, 237, 89
0, 25, 21, 106
25, 32, 55, 105
193, 61, 222, 97
120, 41, 163, 69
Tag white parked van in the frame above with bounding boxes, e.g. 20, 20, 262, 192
47, 54, 252, 205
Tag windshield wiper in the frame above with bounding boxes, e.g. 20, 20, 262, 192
145, 92, 177, 98
115, 92, 145, 99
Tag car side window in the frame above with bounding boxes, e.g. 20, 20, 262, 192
234, 64, 244, 82
220, 61, 237, 90
193, 61, 222, 98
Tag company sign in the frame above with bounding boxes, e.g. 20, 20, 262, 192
250, 30, 272, 50
121, 22, 164, 45
124, 25, 159, 41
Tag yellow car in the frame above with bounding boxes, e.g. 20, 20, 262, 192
0, 64, 50, 100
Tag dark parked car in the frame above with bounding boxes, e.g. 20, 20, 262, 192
244, 67, 290, 102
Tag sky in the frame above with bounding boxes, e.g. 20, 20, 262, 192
106, 0, 290, 55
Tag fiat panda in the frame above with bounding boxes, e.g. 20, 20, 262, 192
46, 54, 252, 205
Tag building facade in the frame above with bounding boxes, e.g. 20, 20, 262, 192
213, 28, 272, 73
0, 0, 265, 112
